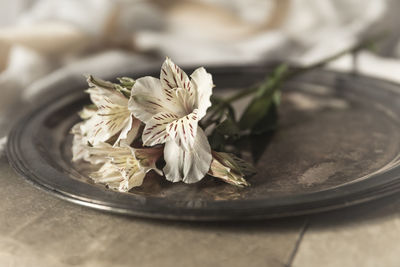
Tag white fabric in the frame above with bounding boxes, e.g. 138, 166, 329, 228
2, 0, 400, 136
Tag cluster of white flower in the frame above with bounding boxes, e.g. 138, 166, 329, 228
72, 58, 253, 192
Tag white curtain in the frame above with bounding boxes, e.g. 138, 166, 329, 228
0, 0, 399, 129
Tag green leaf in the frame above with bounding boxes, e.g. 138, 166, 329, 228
256, 64, 288, 98
239, 64, 288, 131
86, 75, 115, 90
215, 117, 240, 136
239, 95, 274, 130
117, 77, 135, 89
251, 109, 278, 134
250, 96, 279, 135
208, 131, 226, 151
249, 131, 275, 163
114, 85, 131, 98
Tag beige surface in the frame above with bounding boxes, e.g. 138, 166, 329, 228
1, 94, 398, 267
292, 195, 400, 267
3, 90, 400, 267
2, 151, 400, 267
0, 156, 307, 267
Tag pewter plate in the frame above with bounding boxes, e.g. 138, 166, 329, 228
7, 65, 400, 220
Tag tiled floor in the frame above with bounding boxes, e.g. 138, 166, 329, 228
1, 154, 399, 267
1, 68, 398, 266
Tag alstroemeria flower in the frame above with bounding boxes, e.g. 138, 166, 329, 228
71, 122, 91, 163
80, 75, 141, 146
89, 143, 163, 192
208, 151, 255, 187
129, 58, 213, 183
71, 124, 114, 165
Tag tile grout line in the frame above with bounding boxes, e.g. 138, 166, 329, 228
9, 200, 62, 237
284, 219, 309, 267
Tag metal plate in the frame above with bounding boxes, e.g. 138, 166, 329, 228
7, 65, 400, 220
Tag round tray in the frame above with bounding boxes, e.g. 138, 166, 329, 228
7, 65, 400, 221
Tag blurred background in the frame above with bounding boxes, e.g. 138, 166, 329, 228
1, 0, 400, 138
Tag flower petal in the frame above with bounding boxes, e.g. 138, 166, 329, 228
173, 87, 196, 115
90, 161, 146, 192
190, 67, 213, 119
86, 142, 119, 164
163, 128, 212, 183
116, 114, 141, 146
78, 105, 97, 120
109, 147, 149, 191
161, 57, 191, 92
129, 76, 184, 122
208, 151, 253, 187
71, 125, 110, 165
118, 171, 146, 192
142, 112, 178, 146
134, 147, 164, 176
90, 162, 123, 184
83, 104, 131, 145
166, 109, 199, 151
86, 75, 128, 106
71, 123, 90, 162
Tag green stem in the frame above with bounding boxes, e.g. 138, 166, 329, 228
213, 37, 377, 107
203, 36, 382, 130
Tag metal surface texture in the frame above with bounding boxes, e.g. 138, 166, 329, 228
7, 65, 400, 220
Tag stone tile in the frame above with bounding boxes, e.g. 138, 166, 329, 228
0, 236, 71, 267
292, 194, 400, 267
0, 156, 61, 236
85, 219, 306, 267
1, 155, 306, 267
10, 206, 305, 267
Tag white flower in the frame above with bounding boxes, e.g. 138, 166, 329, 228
129, 58, 213, 183
71, 121, 113, 164
78, 104, 97, 120
89, 143, 163, 192
80, 75, 141, 147
71, 122, 91, 163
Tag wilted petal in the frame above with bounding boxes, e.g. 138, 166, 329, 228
110, 145, 162, 191
116, 114, 141, 146
83, 103, 131, 145
71, 124, 109, 164
78, 105, 97, 120
111, 151, 146, 191
134, 147, 163, 175
81, 75, 135, 145
118, 171, 147, 192
89, 144, 162, 192
214, 152, 256, 177
190, 67, 213, 119
91, 161, 147, 192
208, 151, 254, 187
85, 142, 116, 164
87, 141, 115, 156
91, 162, 123, 184
163, 128, 212, 183
71, 123, 90, 162
86, 75, 128, 106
